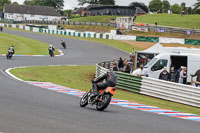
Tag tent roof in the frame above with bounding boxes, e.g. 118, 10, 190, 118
138, 43, 200, 54
141, 43, 168, 53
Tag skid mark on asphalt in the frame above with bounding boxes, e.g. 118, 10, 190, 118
26, 81, 200, 122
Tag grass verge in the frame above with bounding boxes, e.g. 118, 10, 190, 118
60, 25, 116, 33
64, 36, 143, 52
69, 15, 118, 23
136, 14, 200, 29
10, 65, 200, 115
0, 32, 59, 55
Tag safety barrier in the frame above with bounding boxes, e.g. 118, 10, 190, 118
96, 61, 142, 93
1, 23, 200, 45
96, 61, 200, 108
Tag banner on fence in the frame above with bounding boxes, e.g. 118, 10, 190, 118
156, 28, 166, 33
159, 37, 185, 44
136, 36, 159, 42
132, 26, 148, 32
185, 39, 200, 45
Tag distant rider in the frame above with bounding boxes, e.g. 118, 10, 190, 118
8, 45, 15, 54
61, 40, 66, 49
48, 44, 55, 57
91, 70, 117, 97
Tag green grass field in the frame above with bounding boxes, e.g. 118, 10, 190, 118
0, 32, 59, 55
69, 15, 118, 23
61, 25, 116, 33
10, 66, 200, 115
69, 14, 200, 29
136, 14, 200, 29
65, 36, 142, 52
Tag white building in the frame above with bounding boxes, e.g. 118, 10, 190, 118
3, 4, 61, 21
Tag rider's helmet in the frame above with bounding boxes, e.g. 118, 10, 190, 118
49, 44, 52, 47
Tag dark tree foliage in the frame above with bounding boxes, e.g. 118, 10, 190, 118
0, 0, 11, 11
78, 0, 115, 5
149, 0, 162, 13
194, 0, 200, 14
129, 2, 148, 13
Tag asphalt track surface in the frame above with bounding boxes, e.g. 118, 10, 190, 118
0, 29, 199, 133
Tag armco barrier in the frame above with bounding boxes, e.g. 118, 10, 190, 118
141, 77, 200, 107
96, 61, 200, 108
96, 62, 142, 93
116, 72, 141, 93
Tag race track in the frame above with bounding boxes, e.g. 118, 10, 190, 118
0, 29, 199, 133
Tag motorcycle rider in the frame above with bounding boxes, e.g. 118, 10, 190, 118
91, 70, 117, 97
61, 40, 66, 49
8, 45, 15, 54
48, 44, 55, 57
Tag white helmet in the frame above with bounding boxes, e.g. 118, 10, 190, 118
49, 44, 52, 47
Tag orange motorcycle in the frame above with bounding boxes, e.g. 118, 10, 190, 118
80, 83, 116, 111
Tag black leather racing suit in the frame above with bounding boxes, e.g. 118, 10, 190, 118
92, 71, 117, 95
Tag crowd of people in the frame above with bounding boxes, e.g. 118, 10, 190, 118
111, 52, 200, 87
111, 48, 135, 73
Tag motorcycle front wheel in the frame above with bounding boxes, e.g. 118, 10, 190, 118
96, 93, 112, 111
80, 92, 89, 107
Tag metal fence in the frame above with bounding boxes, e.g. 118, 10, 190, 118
132, 23, 200, 36
0, 19, 116, 27
1, 18, 200, 36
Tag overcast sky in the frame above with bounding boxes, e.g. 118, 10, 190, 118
12, 0, 198, 10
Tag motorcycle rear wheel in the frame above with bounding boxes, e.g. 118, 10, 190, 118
80, 92, 89, 107
96, 93, 112, 111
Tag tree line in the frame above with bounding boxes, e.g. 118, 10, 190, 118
149, 0, 200, 14
0, 0, 200, 15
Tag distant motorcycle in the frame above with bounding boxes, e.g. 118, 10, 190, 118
61, 41, 66, 49
49, 50, 54, 57
6, 50, 13, 59
80, 83, 116, 111
48, 46, 55, 57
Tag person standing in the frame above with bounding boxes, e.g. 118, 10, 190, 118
132, 65, 148, 77
191, 69, 200, 87
118, 57, 124, 71
175, 66, 183, 83
121, 60, 130, 73
179, 67, 187, 84
155, 22, 158, 27
131, 48, 136, 72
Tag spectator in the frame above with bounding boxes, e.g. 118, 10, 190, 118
132, 65, 148, 77
155, 22, 158, 27
112, 62, 118, 71
159, 67, 170, 81
121, 60, 130, 73
175, 66, 183, 83
118, 57, 124, 71
112, 58, 117, 65
179, 67, 187, 84
117, 9, 120, 15
181, 11, 185, 17
133, 15, 137, 21
132, 48, 135, 57
191, 68, 200, 87
0, 26, 3, 31
129, 54, 134, 73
